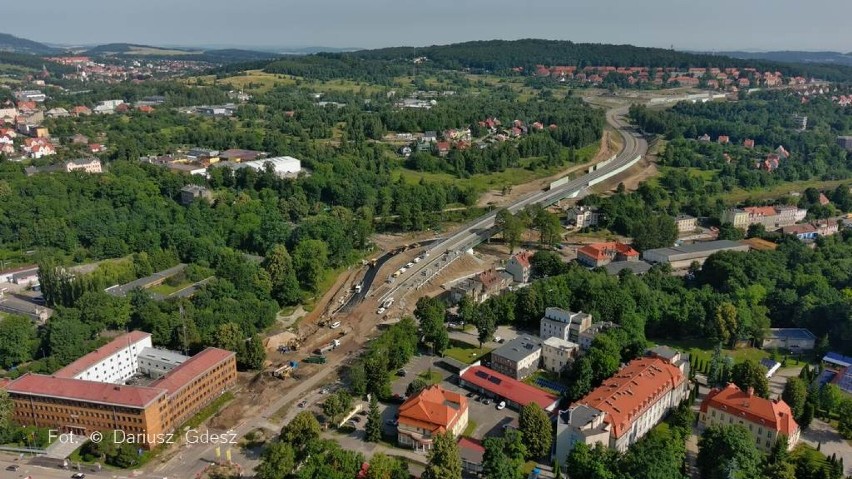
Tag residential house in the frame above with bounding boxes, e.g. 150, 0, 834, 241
505, 250, 533, 283
0, 107, 17, 123
22, 138, 55, 159
718, 135, 730, 144
435, 142, 451, 157
179, 185, 213, 205
565, 205, 600, 228
743, 139, 755, 149
542, 337, 579, 373
674, 214, 697, 233
577, 242, 639, 267
65, 158, 102, 174
837, 136, 852, 151
539, 307, 593, 343
555, 350, 689, 459
14, 90, 46, 102
70, 134, 90, 145
699, 384, 799, 452
449, 269, 512, 304
397, 385, 469, 452
45, 108, 69, 118
818, 193, 831, 206
490, 336, 543, 380
88, 144, 106, 154
422, 131, 437, 143
70, 106, 92, 117
743, 206, 779, 229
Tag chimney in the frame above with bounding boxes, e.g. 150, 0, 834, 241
747, 386, 754, 397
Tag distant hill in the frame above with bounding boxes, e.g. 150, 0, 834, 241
0, 32, 59, 55
716, 50, 852, 67
83, 43, 280, 63
247, 39, 852, 84
84, 43, 199, 56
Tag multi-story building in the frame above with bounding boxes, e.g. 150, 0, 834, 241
505, 250, 533, 283
3, 332, 236, 448
675, 214, 697, 234
490, 336, 542, 380
699, 384, 800, 452
577, 242, 639, 267
565, 206, 600, 228
837, 136, 852, 152
539, 307, 592, 343
721, 208, 750, 229
65, 158, 102, 174
397, 385, 468, 452
555, 349, 689, 460
449, 269, 513, 304
542, 337, 579, 373
578, 322, 619, 350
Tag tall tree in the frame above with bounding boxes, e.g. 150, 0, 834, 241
292, 239, 329, 292
263, 244, 302, 305
482, 436, 523, 479
365, 395, 382, 443
519, 403, 552, 459
421, 432, 462, 479
781, 377, 808, 421
730, 360, 770, 398
697, 425, 763, 479
0, 314, 35, 368
495, 208, 524, 253
255, 442, 296, 479
280, 411, 321, 457
366, 453, 409, 479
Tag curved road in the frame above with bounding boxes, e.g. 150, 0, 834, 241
379, 106, 647, 303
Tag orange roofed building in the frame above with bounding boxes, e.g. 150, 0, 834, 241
2, 331, 236, 448
555, 348, 690, 459
699, 383, 799, 451
577, 242, 639, 267
397, 385, 469, 452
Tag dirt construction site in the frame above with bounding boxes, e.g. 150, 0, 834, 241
203, 121, 662, 433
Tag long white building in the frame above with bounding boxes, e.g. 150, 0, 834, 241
54, 331, 152, 384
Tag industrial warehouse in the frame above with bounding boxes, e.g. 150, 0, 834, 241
1, 331, 236, 448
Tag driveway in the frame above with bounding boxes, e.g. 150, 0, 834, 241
801, 419, 852, 476
767, 366, 803, 399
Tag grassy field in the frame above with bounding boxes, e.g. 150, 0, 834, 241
721, 178, 849, 204
444, 340, 492, 365
148, 280, 192, 296
417, 369, 442, 385
194, 70, 386, 95
652, 338, 769, 365
395, 142, 599, 194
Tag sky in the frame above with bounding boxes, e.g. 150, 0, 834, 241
5, 0, 852, 52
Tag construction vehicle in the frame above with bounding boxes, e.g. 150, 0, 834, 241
270, 361, 298, 379
313, 339, 341, 356
303, 355, 326, 364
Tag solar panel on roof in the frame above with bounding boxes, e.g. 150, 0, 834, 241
475, 370, 489, 379
489, 376, 502, 385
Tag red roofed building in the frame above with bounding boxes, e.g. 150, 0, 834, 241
555, 349, 689, 458
718, 135, 730, 145
506, 250, 533, 283
577, 242, 639, 267
3, 331, 236, 448
743, 138, 755, 149
458, 437, 485, 475
435, 141, 451, 157
699, 383, 800, 451
460, 365, 560, 412
397, 385, 469, 452
70, 105, 92, 117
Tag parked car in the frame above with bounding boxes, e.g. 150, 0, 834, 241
72, 474, 87, 479
298, 400, 307, 408
483, 398, 491, 405
377, 307, 386, 315
497, 401, 506, 410
396, 368, 407, 376
329, 321, 341, 329
6, 465, 19, 471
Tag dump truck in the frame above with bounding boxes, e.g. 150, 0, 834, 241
313, 339, 341, 356
303, 355, 326, 364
